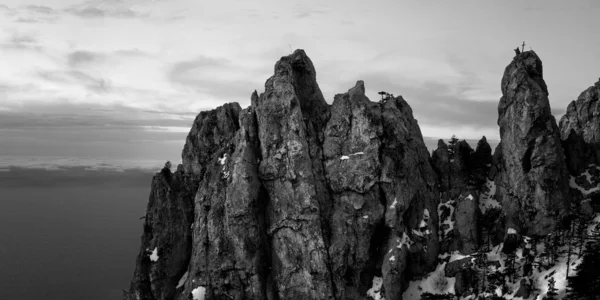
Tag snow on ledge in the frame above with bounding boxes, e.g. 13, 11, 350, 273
390, 198, 398, 209
402, 262, 455, 299
340, 152, 365, 161
150, 247, 159, 262
191, 286, 206, 300
366, 276, 384, 300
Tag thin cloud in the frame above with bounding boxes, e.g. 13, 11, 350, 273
15, 18, 43, 23
169, 56, 231, 74
295, 9, 328, 19
0, 33, 43, 51
1, 4, 16, 16
67, 50, 106, 67
37, 70, 111, 94
23, 5, 57, 15
0, 103, 194, 130
293, 5, 329, 19
1, 4, 60, 23
357, 73, 499, 130
112, 48, 150, 57
66, 7, 105, 18
65, 3, 148, 19
167, 56, 263, 102
9, 34, 37, 45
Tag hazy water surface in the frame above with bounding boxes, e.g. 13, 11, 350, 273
0, 168, 153, 300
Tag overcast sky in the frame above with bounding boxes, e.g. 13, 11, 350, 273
1, 0, 599, 170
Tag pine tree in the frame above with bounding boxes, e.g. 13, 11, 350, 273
566, 240, 600, 300
566, 217, 575, 279
543, 231, 560, 266
575, 213, 590, 257
473, 251, 488, 293
552, 231, 561, 264
504, 252, 517, 283
448, 135, 459, 158
543, 277, 558, 300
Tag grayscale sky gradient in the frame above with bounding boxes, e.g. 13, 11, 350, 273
1, 0, 599, 170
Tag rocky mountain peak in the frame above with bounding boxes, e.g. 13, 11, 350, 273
559, 78, 600, 175
502, 51, 548, 97
125, 49, 600, 300
496, 50, 570, 236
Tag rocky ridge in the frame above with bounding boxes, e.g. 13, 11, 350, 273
125, 50, 599, 300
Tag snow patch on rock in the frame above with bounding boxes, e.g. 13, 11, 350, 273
402, 262, 455, 299
569, 165, 600, 196
396, 232, 414, 249
218, 154, 227, 165
191, 286, 206, 300
340, 152, 365, 161
366, 276, 384, 300
438, 200, 456, 237
479, 179, 500, 214
390, 198, 398, 209
149, 247, 159, 262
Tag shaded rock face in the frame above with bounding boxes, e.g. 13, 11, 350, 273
495, 51, 570, 236
253, 49, 334, 300
181, 103, 241, 176
126, 50, 441, 300
559, 79, 600, 175
323, 81, 386, 298
124, 169, 199, 300
377, 93, 440, 298
431, 137, 492, 254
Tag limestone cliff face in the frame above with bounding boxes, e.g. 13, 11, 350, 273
495, 51, 570, 236
125, 168, 199, 300
125, 50, 442, 300
559, 79, 600, 175
125, 49, 593, 300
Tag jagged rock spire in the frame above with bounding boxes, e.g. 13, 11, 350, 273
559, 78, 600, 175
496, 50, 570, 236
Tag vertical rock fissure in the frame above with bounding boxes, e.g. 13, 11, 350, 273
311, 128, 339, 299
202, 198, 211, 295
300, 96, 338, 300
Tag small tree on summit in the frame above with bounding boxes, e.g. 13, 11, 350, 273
161, 161, 173, 183
448, 135, 459, 159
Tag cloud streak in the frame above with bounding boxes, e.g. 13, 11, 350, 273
167, 56, 266, 103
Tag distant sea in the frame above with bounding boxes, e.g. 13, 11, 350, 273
0, 167, 154, 300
